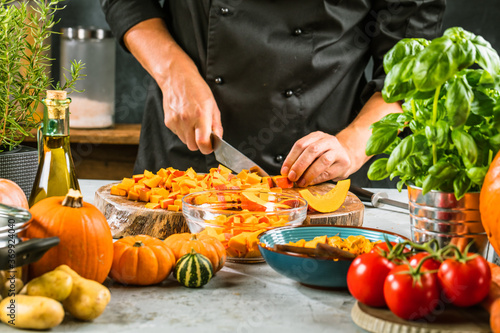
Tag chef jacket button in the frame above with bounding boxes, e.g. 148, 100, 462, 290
220, 7, 230, 15
293, 28, 303, 36
275, 154, 284, 163
214, 77, 223, 85
285, 89, 294, 98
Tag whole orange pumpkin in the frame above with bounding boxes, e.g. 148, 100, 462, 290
110, 235, 175, 285
480, 150, 500, 256
25, 189, 113, 283
164, 233, 226, 272
0, 179, 29, 209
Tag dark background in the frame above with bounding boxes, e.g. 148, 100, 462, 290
51, 0, 500, 125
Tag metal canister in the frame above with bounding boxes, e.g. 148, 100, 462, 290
60, 27, 116, 129
408, 185, 489, 256
0, 203, 59, 294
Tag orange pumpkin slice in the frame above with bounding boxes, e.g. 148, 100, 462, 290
298, 179, 350, 213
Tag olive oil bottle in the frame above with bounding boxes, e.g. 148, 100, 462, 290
28, 90, 79, 207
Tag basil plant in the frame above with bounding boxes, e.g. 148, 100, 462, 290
366, 27, 500, 200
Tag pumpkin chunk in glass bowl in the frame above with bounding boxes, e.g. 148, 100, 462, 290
182, 190, 308, 263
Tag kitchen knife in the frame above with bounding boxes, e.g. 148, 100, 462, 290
211, 132, 270, 177
347, 185, 409, 210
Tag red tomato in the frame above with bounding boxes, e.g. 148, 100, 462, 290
347, 252, 396, 307
409, 252, 441, 270
384, 264, 441, 320
437, 254, 491, 307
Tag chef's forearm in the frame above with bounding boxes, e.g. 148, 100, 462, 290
123, 18, 198, 90
336, 92, 402, 174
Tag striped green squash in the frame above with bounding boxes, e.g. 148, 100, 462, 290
174, 249, 214, 288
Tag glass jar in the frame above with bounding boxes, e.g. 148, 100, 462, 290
60, 27, 116, 129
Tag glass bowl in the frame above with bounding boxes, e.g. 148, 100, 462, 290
182, 190, 308, 263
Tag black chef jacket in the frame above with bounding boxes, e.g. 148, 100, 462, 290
101, 0, 445, 187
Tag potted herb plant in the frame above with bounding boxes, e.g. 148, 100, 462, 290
365, 27, 500, 254
0, 0, 83, 197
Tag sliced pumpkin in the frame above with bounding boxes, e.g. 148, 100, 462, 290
298, 179, 350, 213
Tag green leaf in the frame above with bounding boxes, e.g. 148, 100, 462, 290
422, 161, 459, 194
466, 166, 488, 186
446, 75, 473, 128
471, 34, 500, 76
453, 171, 472, 201
451, 129, 478, 165
382, 56, 417, 102
489, 133, 500, 151
365, 125, 398, 156
387, 136, 414, 173
424, 120, 449, 147
367, 158, 390, 181
471, 89, 495, 117
413, 36, 458, 91
383, 38, 429, 74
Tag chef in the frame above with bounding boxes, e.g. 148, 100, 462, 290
101, 0, 446, 187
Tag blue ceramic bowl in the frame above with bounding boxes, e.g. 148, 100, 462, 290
258, 225, 408, 288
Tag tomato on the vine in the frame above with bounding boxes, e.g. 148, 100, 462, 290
347, 252, 397, 307
409, 252, 441, 270
371, 241, 410, 254
384, 264, 441, 320
438, 253, 491, 307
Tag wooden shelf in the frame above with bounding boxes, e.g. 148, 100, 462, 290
23, 123, 141, 180
24, 124, 141, 145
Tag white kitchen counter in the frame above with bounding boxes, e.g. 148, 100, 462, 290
6, 181, 418, 333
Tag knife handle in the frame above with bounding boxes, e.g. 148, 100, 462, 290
343, 183, 375, 200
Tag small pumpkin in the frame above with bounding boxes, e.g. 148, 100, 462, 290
480, 151, 500, 255
25, 189, 113, 283
174, 249, 213, 288
164, 233, 226, 272
0, 178, 29, 209
110, 235, 176, 285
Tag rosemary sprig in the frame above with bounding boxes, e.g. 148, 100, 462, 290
0, 0, 84, 152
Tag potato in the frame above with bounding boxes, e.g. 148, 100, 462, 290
0, 295, 64, 330
2, 278, 24, 299
56, 265, 111, 321
27, 270, 73, 301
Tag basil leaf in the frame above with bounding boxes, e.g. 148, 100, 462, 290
466, 166, 488, 186
453, 171, 472, 201
365, 126, 398, 156
451, 129, 478, 165
446, 75, 473, 128
489, 133, 500, 151
471, 89, 495, 116
424, 121, 449, 148
464, 69, 483, 87
383, 38, 429, 73
387, 136, 414, 173
471, 34, 500, 76
423, 161, 459, 194
382, 56, 417, 102
367, 158, 390, 181
413, 36, 458, 91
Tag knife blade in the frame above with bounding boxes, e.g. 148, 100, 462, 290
346, 185, 409, 211
211, 132, 270, 177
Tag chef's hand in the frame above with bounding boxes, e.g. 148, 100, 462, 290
280, 131, 352, 187
123, 18, 223, 155
159, 63, 223, 154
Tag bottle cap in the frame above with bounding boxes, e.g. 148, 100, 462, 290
46, 90, 67, 100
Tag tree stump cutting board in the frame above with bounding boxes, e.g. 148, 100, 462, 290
94, 182, 364, 239
351, 301, 491, 333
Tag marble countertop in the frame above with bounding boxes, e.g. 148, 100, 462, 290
13, 180, 415, 333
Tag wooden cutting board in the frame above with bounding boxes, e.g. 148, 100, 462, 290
351, 301, 491, 333
94, 183, 364, 239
